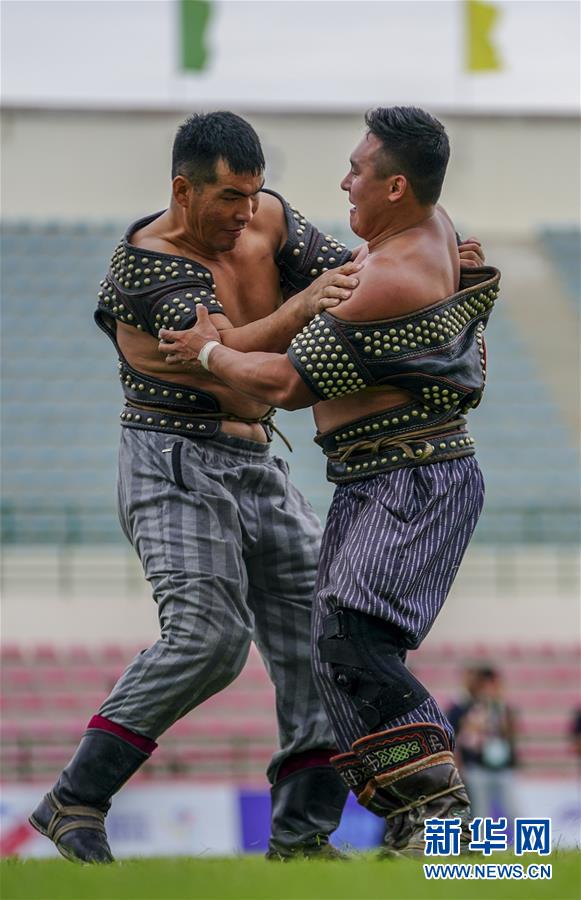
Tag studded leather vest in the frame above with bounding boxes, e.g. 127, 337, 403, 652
287, 266, 500, 483
94, 191, 352, 441
271, 190, 352, 295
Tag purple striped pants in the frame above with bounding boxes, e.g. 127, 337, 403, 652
312, 456, 485, 752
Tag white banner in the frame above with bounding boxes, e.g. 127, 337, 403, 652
1, 779, 579, 857
2, 1, 578, 113
1, 783, 239, 858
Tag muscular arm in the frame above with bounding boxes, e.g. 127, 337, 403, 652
160, 263, 360, 357
211, 228, 482, 355
159, 257, 412, 410
159, 215, 486, 407
189, 249, 445, 409
217, 302, 311, 354
199, 343, 316, 410
195, 262, 401, 410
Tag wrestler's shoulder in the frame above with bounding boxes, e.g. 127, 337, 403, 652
254, 188, 287, 227
328, 252, 434, 323
362, 249, 420, 285
124, 216, 177, 256
127, 233, 179, 256
246, 189, 288, 250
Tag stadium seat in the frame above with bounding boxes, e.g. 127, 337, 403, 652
539, 228, 581, 310
2, 221, 578, 544
1, 640, 578, 783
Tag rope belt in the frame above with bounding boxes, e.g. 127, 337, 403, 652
322, 415, 474, 484
328, 417, 468, 464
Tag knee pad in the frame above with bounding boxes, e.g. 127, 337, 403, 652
318, 608, 428, 730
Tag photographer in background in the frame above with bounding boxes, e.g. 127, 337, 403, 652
449, 665, 519, 821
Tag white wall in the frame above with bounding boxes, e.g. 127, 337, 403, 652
1, 110, 579, 235
3, 1, 578, 113
2, 545, 579, 645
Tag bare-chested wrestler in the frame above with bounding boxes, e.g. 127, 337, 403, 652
29, 111, 363, 863
157, 107, 499, 857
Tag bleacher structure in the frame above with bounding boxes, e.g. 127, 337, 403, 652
1, 222, 579, 543
540, 228, 580, 312
1, 642, 578, 784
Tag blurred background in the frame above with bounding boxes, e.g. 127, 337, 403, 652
1, 0, 579, 857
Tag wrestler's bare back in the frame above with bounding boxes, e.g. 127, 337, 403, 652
313, 208, 460, 435
116, 193, 286, 439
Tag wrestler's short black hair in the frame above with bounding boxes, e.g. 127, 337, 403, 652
365, 106, 450, 205
172, 111, 265, 185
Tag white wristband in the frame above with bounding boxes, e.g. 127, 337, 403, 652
198, 340, 221, 370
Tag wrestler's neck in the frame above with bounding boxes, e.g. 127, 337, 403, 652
367, 205, 435, 255
152, 206, 235, 262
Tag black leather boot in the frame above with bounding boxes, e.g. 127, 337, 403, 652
266, 765, 349, 860
29, 727, 151, 863
352, 723, 472, 858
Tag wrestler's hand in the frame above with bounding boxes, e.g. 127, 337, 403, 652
299, 261, 362, 318
158, 308, 222, 365
459, 237, 485, 268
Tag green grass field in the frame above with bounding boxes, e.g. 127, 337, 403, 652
1, 853, 579, 900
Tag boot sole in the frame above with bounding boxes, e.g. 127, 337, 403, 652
266, 849, 349, 861
380, 844, 473, 859
379, 846, 422, 859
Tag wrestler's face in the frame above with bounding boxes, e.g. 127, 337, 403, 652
185, 159, 264, 253
341, 133, 398, 240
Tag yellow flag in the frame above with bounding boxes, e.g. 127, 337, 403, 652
465, 0, 502, 72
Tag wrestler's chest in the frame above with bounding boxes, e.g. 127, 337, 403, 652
211, 259, 282, 326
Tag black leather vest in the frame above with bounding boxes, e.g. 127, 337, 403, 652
94, 194, 352, 440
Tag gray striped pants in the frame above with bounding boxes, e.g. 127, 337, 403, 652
99, 428, 333, 782
312, 457, 485, 752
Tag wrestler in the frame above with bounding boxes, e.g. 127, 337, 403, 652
29, 111, 362, 863
159, 106, 499, 857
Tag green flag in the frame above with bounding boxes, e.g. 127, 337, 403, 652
465, 0, 502, 72
180, 0, 213, 72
